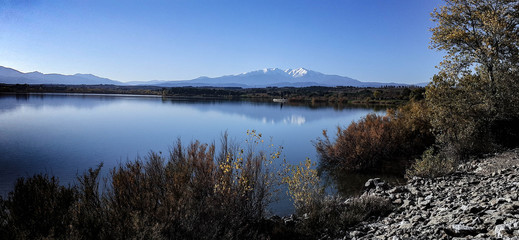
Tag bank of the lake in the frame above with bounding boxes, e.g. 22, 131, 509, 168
341, 149, 519, 239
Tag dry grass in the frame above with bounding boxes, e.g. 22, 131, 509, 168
296, 194, 393, 239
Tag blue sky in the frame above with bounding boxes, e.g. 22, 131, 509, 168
0, 0, 444, 84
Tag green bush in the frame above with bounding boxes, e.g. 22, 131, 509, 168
0, 196, 9, 239
406, 147, 456, 178
426, 73, 496, 160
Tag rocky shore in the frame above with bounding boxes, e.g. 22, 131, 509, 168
345, 148, 519, 239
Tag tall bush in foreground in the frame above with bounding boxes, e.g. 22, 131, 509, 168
101, 131, 280, 239
71, 163, 106, 239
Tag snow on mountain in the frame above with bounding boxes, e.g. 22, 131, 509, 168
0, 66, 413, 88
285, 68, 309, 77
154, 67, 405, 88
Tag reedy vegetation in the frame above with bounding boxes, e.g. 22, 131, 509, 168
0, 131, 395, 240
1, 132, 282, 240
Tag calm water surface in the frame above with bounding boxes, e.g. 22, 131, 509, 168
0, 93, 383, 215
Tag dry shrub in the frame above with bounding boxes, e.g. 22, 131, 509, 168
342, 195, 393, 225
0, 131, 280, 240
71, 163, 105, 240
315, 113, 395, 173
0, 174, 76, 240
315, 100, 434, 174
102, 131, 279, 239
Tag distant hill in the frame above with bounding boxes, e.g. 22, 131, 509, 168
0, 66, 417, 88
0, 66, 121, 85
149, 68, 411, 88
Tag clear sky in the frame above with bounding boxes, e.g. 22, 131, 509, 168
0, 0, 444, 84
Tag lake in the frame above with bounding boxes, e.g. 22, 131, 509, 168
0, 93, 383, 215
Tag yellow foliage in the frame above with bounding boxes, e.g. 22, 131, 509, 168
214, 130, 281, 198
282, 158, 323, 211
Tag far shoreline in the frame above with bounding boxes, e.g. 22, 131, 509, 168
0, 83, 420, 107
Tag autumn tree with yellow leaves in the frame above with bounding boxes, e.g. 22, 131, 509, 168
427, 0, 519, 159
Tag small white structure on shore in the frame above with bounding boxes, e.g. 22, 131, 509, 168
273, 98, 287, 103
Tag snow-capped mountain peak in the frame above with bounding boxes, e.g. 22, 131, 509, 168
239, 67, 310, 77
239, 68, 284, 76
262, 68, 281, 73
285, 68, 309, 78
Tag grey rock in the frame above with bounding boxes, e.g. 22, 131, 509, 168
472, 216, 482, 225
444, 224, 480, 237
349, 230, 365, 238
398, 220, 413, 229
364, 178, 390, 192
425, 194, 434, 201
494, 224, 511, 238
387, 186, 407, 194
490, 198, 507, 205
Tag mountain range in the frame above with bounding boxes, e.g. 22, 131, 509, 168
0, 66, 120, 85
0, 66, 424, 88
